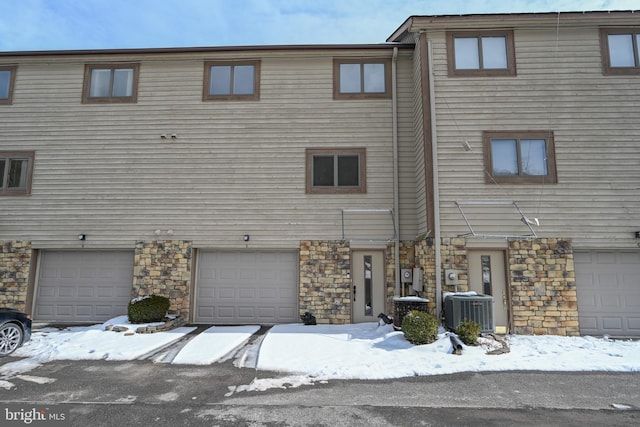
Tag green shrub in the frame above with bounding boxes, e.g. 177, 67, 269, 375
128, 295, 170, 323
456, 319, 481, 345
401, 310, 439, 345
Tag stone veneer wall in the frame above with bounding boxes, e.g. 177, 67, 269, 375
413, 237, 578, 336
133, 240, 192, 319
508, 238, 578, 336
0, 241, 32, 312
440, 237, 469, 292
299, 240, 351, 324
415, 238, 436, 314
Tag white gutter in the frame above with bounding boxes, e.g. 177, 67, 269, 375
427, 40, 443, 320
392, 47, 401, 296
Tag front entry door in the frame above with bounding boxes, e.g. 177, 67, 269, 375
352, 250, 385, 323
468, 250, 509, 333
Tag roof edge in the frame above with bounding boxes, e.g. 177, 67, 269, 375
0, 43, 414, 58
387, 10, 639, 41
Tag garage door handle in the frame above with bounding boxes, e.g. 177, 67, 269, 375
353, 285, 356, 301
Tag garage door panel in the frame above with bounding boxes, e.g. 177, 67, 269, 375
77, 288, 95, 298
196, 251, 298, 324
620, 252, 640, 263
36, 251, 134, 323
217, 307, 235, 319
602, 317, 623, 330
218, 288, 235, 299
576, 251, 640, 337
58, 287, 75, 298
626, 295, 640, 308
238, 288, 256, 299
56, 305, 73, 316
595, 252, 616, 264
260, 288, 276, 299
36, 305, 53, 317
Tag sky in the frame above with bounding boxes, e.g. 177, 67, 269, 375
1, 316, 639, 394
0, 0, 638, 52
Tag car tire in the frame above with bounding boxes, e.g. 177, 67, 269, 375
0, 323, 24, 356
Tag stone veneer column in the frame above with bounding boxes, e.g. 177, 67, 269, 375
0, 241, 32, 312
440, 237, 469, 292
299, 240, 351, 324
508, 238, 578, 336
133, 240, 192, 319
415, 238, 436, 314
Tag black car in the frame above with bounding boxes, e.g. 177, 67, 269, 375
0, 308, 32, 356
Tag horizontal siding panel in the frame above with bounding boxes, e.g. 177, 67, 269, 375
1, 49, 419, 248
428, 24, 640, 249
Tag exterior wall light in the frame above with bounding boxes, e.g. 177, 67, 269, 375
78, 233, 86, 241
243, 234, 250, 242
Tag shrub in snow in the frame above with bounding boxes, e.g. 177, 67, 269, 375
128, 295, 170, 323
456, 319, 481, 345
401, 310, 438, 345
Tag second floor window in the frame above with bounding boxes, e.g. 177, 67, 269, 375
334, 58, 391, 99
203, 60, 260, 101
483, 131, 557, 184
83, 64, 139, 103
600, 28, 640, 75
0, 65, 17, 104
306, 148, 366, 194
1, 151, 35, 196
447, 30, 516, 77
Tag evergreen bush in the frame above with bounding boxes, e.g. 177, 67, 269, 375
456, 319, 481, 345
401, 310, 438, 345
128, 295, 170, 323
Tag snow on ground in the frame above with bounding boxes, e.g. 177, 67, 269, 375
2, 317, 639, 393
171, 325, 259, 365
256, 323, 640, 379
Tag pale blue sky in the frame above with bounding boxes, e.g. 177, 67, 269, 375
1, 0, 637, 51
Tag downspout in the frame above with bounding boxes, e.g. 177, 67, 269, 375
427, 40, 443, 321
392, 47, 401, 297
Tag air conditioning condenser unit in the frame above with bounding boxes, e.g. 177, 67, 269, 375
444, 294, 494, 333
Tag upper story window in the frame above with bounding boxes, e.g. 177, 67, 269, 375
600, 28, 640, 75
306, 148, 366, 194
483, 131, 557, 184
0, 65, 17, 105
333, 58, 391, 99
82, 64, 139, 103
0, 151, 34, 196
203, 60, 260, 101
447, 30, 516, 77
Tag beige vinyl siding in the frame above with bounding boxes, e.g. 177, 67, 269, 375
1, 48, 418, 249
410, 40, 428, 235
396, 50, 420, 241
428, 23, 640, 248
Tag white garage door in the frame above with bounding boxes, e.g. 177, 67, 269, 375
35, 251, 134, 322
196, 251, 298, 324
575, 251, 640, 337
